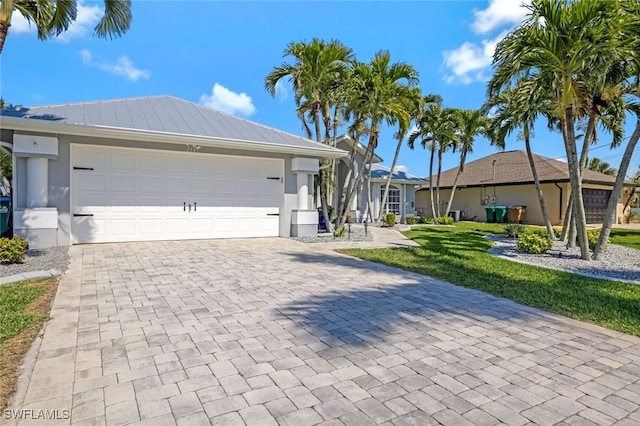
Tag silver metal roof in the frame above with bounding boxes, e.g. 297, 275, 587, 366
1, 96, 344, 155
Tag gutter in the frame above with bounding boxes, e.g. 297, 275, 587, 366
0, 116, 348, 160
554, 182, 563, 220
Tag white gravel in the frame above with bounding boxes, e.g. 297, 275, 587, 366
487, 235, 640, 284
0, 246, 70, 278
292, 226, 374, 243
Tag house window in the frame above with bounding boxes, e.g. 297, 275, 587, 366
382, 185, 401, 215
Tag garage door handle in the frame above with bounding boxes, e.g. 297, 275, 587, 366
267, 177, 281, 181
73, 167, 94, 170
184, 202, 186, 211
73, 213, 94, 217
267, 213, 279, 216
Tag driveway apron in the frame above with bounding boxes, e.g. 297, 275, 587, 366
6, 238, 640, 426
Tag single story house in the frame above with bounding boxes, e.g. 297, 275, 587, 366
0, 96, 346, 248
415, 150, 638, 226
336, 135, 426, 223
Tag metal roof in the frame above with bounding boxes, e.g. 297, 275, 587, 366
0, 96, 346, 157
369, 163, 426, 182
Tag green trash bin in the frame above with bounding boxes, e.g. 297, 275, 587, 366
494, 205, 508, 223
484, 206, 496, 223
0, 197, 9, 235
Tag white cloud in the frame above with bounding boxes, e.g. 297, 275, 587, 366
442, 31, 506, 84
441, 0, 531, 84
274, 80, 289, 102
10, 1, 102, 41
81, 49, 150, 81
10, 12, 34, 34
472, 0, 531, 34
200, 83, 256, 117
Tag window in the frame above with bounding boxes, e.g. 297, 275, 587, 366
382, 185, 400, 215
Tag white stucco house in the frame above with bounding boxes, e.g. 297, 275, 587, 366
336, 135, 426, 223
0, 96, 346, 248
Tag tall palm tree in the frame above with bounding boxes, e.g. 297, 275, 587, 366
443, 108, 489, 218
485, 80, 557, 240
0, 0, 132, 53
376, 88, 430, 223
408, 103, 456, 222
434, 108, 458, 218
265, 38, 354, 232
338, 50, 418, 229
587, 158, 617, 176
489, 0, 633, 260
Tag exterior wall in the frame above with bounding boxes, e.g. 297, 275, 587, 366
416, 182, 633, 225
11, 132, 304, 246
416, 183, 567, 225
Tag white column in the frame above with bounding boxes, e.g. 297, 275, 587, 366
297, 172, 309, 210
26, 157, 48, 208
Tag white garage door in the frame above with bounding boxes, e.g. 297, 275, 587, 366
71, 145, 283, 244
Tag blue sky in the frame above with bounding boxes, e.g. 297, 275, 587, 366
2, 0, 638, 178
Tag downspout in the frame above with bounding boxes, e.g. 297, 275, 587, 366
554, 183, 563, 222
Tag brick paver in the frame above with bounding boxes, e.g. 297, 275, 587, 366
6, 238, 640, 425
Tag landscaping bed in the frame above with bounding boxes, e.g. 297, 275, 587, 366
1, 246, 69, 278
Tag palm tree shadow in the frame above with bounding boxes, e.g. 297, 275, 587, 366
276, 250, 539, 349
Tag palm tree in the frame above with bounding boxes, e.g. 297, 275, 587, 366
0, 0, 132, 54
265, 38, 354, 232
489, 0, 633, 260
587, 158, 617, 176
376, 89, 430, 223
338, 51, 418, 229
485, 81, 558, 240
408, 103, 456, 222
443, 108, 490, 218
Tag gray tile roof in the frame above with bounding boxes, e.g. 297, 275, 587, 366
1, 95, 343, 153
424, 150, 634, 188
368, 163, 426, 182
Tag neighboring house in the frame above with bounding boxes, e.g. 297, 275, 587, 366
0, 96, 346, 248
415, 150, 638, 226
336, 135, 427, 223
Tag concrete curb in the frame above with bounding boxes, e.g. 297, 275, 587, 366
0, 269, 62, 286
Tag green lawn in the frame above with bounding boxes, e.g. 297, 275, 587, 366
0, 278, 57, 410
340, 223, 640, 336
610, 228, 640, 251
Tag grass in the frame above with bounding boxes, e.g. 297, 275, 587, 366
0, 278, 58, 410
341, 222, 640, 337
610, 228, 640, 251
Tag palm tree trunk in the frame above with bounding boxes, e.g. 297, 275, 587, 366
593, 117, 640, 260
563, 108, 590, 260
436, 148, 443, 219
312, 104, 332, 232
337, 136, 375, 229
0, 22, 9, 55
524, 127, 556, 240
429, 145, 437, 221
560, 198, 572, 241
566, 114, 597, 247
377, 136, 403, 222
366, 165, 374, 222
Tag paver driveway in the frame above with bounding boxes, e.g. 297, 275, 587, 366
8, 238, 640, 426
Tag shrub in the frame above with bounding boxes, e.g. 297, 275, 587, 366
552, 227, 562, 238
383, 213, 396, 227
418, 216, 433, 224
517, 232, 552, 254
625, 210, 638, 224
436, 216, 454, 225
406, 215, 417, 225
334, 226, 346, 237
578, 229, 608, 251
503, 223, 525, 238
0, 236, 28, 263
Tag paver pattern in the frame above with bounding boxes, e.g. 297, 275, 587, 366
7, 238, 640, 425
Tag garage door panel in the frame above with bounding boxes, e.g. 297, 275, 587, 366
72, 145, 283, 244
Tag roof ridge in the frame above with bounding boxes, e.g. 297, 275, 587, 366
25, 95, 174, 109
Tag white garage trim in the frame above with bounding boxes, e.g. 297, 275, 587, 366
70, 144, 284, 244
